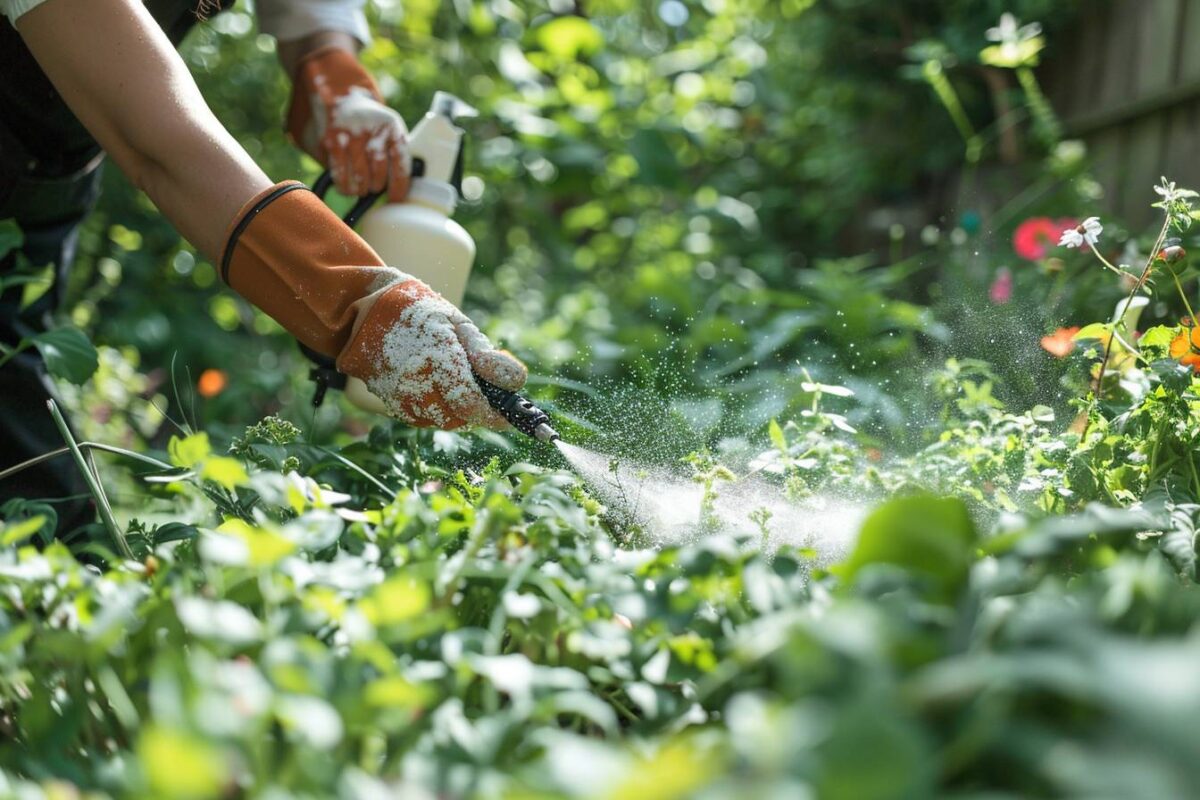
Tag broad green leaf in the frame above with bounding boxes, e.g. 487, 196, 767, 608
138, 726, 227, 799
30, 327, 98, 385
834, 495, 976, 602
536, 16, 603, 61
1140, 325, 1179, 354
169, 432, 212, 468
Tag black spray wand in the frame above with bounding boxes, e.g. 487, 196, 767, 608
474, 376, 561, 442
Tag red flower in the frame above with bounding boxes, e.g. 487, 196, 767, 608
1013, 217, 1061, 261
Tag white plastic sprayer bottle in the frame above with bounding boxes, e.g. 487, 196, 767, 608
344, 92, 479, 415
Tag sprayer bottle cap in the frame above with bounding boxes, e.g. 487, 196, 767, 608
409, 93, 477, 187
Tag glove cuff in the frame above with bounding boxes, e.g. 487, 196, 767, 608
221, 181, 397, 359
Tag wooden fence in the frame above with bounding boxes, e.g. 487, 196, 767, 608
1041, 0, 1200, 226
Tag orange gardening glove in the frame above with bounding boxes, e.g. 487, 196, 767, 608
221, 182, 526, 429
286, 46, 411, 201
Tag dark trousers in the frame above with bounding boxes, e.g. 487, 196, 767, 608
0, 159, 105, 535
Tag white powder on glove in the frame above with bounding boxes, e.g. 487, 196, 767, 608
357, 279, 505, 428
330, 87, 407, 147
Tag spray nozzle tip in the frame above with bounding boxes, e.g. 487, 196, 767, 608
533, 423, 561, 443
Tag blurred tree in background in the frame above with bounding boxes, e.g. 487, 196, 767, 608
67, 0, 1085, 452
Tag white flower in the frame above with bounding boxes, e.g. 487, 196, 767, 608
986, 13, 1042, 44
1059, 228, 1084, 248
1059, 217, 1102, 249
1154, 176, 1197, 204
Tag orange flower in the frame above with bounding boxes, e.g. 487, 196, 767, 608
1040, 326, 1080, 358
1169, 326, 1200, 372
197, 368, 228, 398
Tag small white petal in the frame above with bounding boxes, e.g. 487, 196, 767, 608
1059, 229, 1083, 248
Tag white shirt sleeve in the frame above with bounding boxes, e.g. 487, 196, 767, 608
1, 0, 52, 24
256, 0, 371, 47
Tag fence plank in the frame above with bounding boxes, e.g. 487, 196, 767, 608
1134, 0, 1181, 98
1089, 127, 1127, 217
1163, 99, 1200, 190
1119, 116, 1167, 223
1048, 4, 1110, 124
1097, 0, 1142, 111
1179, 0, 1200, 81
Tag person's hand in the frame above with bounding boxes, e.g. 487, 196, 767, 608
221, 182, 525, 430
286, 46, 411, 201
337, 273, 527, 429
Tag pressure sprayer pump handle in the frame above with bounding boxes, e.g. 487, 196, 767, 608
474, 376, 560, 442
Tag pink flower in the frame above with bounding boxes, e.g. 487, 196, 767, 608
989, 267, 1013, 304
1013, 217, 1061, 260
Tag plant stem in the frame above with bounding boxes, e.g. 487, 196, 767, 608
1171, 270, 1199, 326
1016, 66, 1062, 145
0, 339, 31, 371
1085, 241, 1126, 277
1086, 218, 1171, 435
0, 442, 178, 482
923, 60, 981, 162
46, 399, 132, 559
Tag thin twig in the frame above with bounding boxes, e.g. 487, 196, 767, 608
0, 442, 178, 483
46, 400, 132, 559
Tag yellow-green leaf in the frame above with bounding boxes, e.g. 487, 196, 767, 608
138, 726, 227, 799
768, 419, 787, 451
363, 675, 435, 709
536, 16, 604, 61
217, 518, 294, 566
200, 456, 249, 490
1, 515, 46, 546
1073, 322, 1111, 341
359, 576, 430, 626
169, 432, 212, 468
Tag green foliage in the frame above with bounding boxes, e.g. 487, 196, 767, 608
28, 327, 98, 385
835, 495, 977, 603
23, 2, 1200, 797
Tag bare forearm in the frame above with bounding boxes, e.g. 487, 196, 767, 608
16, 0, 272, 261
